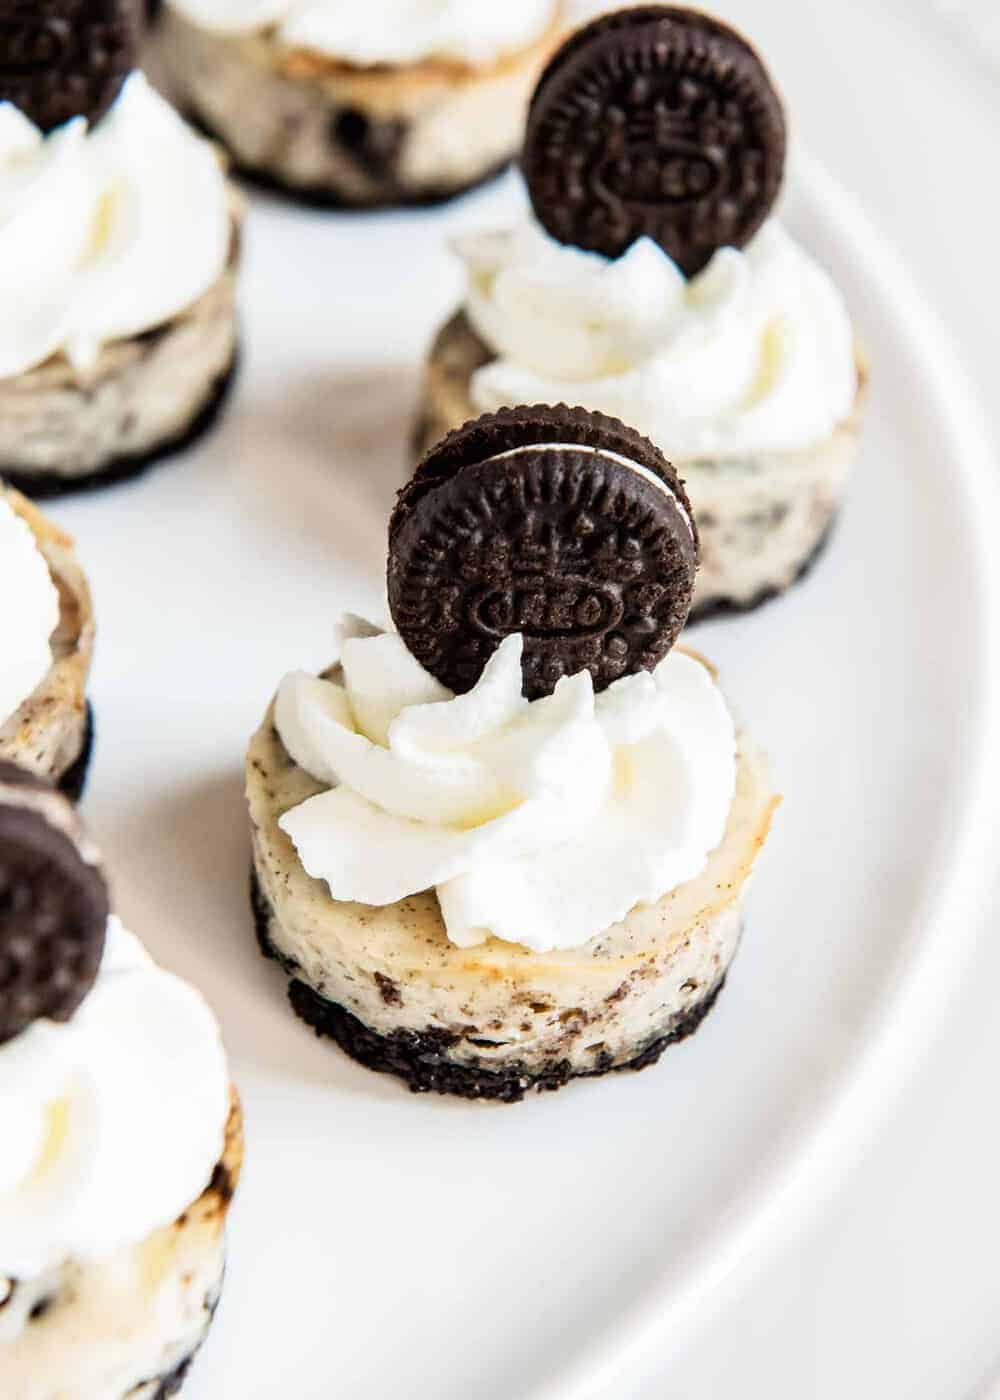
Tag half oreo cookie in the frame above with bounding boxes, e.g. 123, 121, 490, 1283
388, 404, 697, 699
0, 760, 108, 1044
0, 0, 138, 132
523, 5, 786, 276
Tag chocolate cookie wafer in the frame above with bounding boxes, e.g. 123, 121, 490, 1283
0, 0, 138, 132
388, 404, 697, 699
523, 5, 786, 275
0, 761, 108, 1044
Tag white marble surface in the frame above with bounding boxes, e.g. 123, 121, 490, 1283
596, 3, 1000, 1397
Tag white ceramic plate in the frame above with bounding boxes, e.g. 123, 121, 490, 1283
49, 155, 998, 1400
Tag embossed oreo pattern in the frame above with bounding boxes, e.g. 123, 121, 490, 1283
389, 417, 696, 698
0, 0, 137, 132
524, 6, 785, 276
0, 767, 108, 1044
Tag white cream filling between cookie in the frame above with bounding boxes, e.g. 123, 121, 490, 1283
479, 441, 696, 540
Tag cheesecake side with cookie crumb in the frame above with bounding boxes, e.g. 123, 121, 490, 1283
149, 0, 568, 206
0, 488, 95, 798
0, 760, 240, 1398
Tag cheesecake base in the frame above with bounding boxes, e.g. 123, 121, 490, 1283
149, 9, 565, 209
184, 107, 512, 208
691, 520, 837, 623
252, 870, 726, 1103
1, 351, 238, 500
0, 489, 96, 793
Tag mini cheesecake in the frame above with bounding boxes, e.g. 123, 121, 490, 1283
415, 7, 866, 616
0, 50, 242, 497
416, 310, 867, 618
0, 1099, 243, 1400
247, 406, 777, 1101
249, 669, 775, 1101
0, 200, 241, 498
0, 762, 240, 1398
0, 487, 95, 800
149, 1, 568, 207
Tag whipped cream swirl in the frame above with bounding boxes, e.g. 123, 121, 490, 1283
0, 73, 230, 381
276, 619, 736, 953
0, 496, 59, 723
457, 219, 857, 459
167, 0, 558, 66
0, 920, 229, 1280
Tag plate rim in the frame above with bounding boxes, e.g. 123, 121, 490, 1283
524, 150, 1000, 1400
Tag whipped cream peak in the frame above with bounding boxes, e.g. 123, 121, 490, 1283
0, 72, 230, 381
0, 920, 229, 1280
458, 217, 857, 459
276, 621, 736, 952
0, 497, 60, 723
168, 0, 558, 66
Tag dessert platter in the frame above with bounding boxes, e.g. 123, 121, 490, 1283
1, 4, 997, 1398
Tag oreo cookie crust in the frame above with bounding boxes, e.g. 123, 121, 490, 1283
524, 6, 785, 276
389, 405, 697, 698
414, 310, 868, 617
181, 105, 514, 211
148, 6, 566, 209
246, 659, 778, 1102
1, 349, 239, 501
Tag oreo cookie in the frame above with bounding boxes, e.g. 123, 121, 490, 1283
0, 0, 138, 133
523, 6, 785, 277
0, 760, 108, 1045
388, 405, 697, 700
